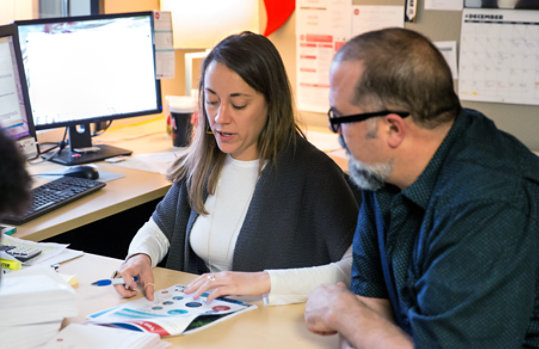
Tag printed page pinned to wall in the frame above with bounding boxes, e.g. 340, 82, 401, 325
295, 0, 352, 113
351, 5, 404, 36
425, 0, 463, 11
295, 1, 404, 113
153, 11, 175, 79
459, 8, 539, 105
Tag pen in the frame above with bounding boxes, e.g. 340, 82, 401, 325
91, 276, 139, 286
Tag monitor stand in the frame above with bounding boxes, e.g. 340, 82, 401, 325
46, 123, 132, 166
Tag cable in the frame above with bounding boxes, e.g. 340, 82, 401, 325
39, 127, 68, 161
91, 121, 112, 137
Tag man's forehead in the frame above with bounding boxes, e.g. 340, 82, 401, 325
329, 60, 364, 106
331, 59, 364, 74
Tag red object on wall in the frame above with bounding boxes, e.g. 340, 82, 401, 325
263, 0, 295, 36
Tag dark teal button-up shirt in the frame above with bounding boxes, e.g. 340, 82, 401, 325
351, 108, 539, 348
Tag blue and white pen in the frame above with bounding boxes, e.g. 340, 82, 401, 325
91, 276, 139, 286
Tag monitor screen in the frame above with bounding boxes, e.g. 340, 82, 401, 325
0, 24, 38, 160
15, 12, 162, 165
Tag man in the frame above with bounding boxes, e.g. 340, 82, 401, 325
305, 28, 539, 348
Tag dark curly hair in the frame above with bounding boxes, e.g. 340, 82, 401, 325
0, 129, 32, 217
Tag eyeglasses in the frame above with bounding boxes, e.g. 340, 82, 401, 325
327, 108, 410, 133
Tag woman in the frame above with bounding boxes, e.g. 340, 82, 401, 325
114, 32, 359, 305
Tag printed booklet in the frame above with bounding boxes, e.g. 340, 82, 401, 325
87, 284, 256, 337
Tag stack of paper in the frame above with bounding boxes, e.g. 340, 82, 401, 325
0, 267, 78, 348
42, 323, 170, 349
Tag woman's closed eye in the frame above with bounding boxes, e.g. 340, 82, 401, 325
232, 104, 247, 110
205, 98, 219, 106
205, 98, 246, 110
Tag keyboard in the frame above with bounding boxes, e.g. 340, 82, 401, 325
2, 176, 106, 225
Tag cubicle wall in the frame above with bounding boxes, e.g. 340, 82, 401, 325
4, 0, 536, 150
270, 0, 539, 151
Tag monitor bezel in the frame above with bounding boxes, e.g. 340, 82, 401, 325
0, 23, 37, 139
0, 23, 39, 160
15, 11, 163, 131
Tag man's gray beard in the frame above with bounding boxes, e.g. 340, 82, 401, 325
348, 156, 392, 191
339, 134, 392, 191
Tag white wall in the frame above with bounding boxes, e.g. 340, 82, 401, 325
0, 0, 36, 25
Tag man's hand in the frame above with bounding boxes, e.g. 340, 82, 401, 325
305, 283, 413, 349
113, 253, 155, 301
304, 282, 355, 335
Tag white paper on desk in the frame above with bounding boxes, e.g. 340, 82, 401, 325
26, 161, 65, 176
1, 268, 77, 325
0, 320, 62, 349
1, 234, 70, 267
44, 248, 84, 266
114, 150, 183, 175
42, 323, 170, 349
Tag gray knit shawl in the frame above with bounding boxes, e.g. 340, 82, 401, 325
153, 135, 360, 274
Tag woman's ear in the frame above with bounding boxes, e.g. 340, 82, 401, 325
385, 113, 406, 148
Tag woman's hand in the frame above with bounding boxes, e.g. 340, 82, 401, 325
113, 253, 155, 301
183, 271, 270, 302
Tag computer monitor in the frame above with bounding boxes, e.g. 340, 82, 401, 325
16, 11, 162, 165
0, 24, 39, 160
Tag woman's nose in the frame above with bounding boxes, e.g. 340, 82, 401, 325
214, 102, 231, 124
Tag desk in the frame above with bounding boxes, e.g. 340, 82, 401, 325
16, 164, 170, 242
60, 253, 338, 348
13, 117, 174, 242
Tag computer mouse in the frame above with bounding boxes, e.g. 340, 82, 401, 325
63, 165, 99, 180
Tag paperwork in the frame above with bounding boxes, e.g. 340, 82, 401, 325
0, 266, 78, 348
88, 283, 256, 337
42, 323, 170, 349
1, 234, 83, 274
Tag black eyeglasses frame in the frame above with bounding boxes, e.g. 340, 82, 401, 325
327, 109, 410, 133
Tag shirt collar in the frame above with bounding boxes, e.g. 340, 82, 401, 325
400, 109, 466, 209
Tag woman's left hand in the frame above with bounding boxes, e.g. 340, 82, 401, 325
184, 271, 270, 302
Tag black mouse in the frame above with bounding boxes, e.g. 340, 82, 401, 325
63, 165, 99, 180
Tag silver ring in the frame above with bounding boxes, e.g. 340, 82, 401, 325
207, 274, 216, 281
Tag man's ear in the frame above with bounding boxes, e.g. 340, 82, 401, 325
385, 113, 406, 148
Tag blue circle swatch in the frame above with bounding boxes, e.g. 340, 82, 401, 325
185, 302, 202, 307
168, 309, 188, 315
